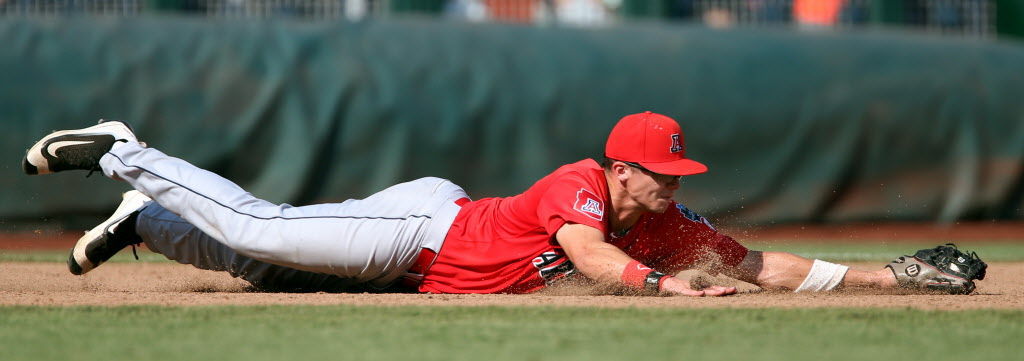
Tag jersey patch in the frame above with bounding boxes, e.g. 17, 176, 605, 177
531, 251, 577, 285
573, 188, 605, 221
675, 203, 715, 230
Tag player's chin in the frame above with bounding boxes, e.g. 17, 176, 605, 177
648, 198, 672, 213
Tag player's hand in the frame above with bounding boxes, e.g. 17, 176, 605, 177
659, 276, 737, 297
701, 285, 738, 296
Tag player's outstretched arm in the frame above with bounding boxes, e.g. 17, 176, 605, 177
556, 223, 736, 296
724, 250, 896, 291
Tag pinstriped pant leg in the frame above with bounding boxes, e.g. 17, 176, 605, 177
136, 203, 358, 291
99, 142, 465, 288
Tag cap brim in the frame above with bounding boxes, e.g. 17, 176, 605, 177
640, 159, 708, 176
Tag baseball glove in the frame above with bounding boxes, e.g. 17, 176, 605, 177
886, 243, 987, 294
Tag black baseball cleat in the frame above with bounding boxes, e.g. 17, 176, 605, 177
23, 119, 138, 175
69, 190, 152, 275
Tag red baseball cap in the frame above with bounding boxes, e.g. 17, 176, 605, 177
604, 111, 708, 176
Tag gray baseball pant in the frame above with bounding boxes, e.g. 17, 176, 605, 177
98, 142, 467, 289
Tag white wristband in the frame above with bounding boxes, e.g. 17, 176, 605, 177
795, 259, 850, 292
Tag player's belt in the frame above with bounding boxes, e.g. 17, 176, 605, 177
401, 197, 470, 287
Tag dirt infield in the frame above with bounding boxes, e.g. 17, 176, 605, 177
3, 224, 1021, 310
1, 261, 1020, 310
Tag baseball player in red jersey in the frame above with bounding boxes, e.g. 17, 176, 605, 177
420, 111, 894, 295
22, 112, 986, 295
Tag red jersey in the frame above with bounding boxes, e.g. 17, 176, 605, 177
418, 159, 748, 294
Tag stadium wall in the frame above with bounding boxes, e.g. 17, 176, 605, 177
1, 17, 1022, 228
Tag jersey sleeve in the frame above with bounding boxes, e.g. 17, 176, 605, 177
535, 172, 608, 237
647, 203, 749, 271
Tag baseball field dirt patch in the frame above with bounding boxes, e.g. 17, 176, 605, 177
4, 229, 1022, 361
3, 223, 1021, 310
1, 261, 1020, 310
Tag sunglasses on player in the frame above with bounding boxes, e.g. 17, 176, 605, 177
620, 161, 681, 184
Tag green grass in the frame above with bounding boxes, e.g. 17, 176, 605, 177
1, 306, 1020, 361
748, 241, 1024, 262
0, 249, 171, 263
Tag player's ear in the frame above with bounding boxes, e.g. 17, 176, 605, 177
612, 161, 631, 182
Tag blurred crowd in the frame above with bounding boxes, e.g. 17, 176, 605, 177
0, 0, 1001, 36
442, 0, 993, 31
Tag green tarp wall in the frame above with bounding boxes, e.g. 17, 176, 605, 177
2, 17, 1023, 229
